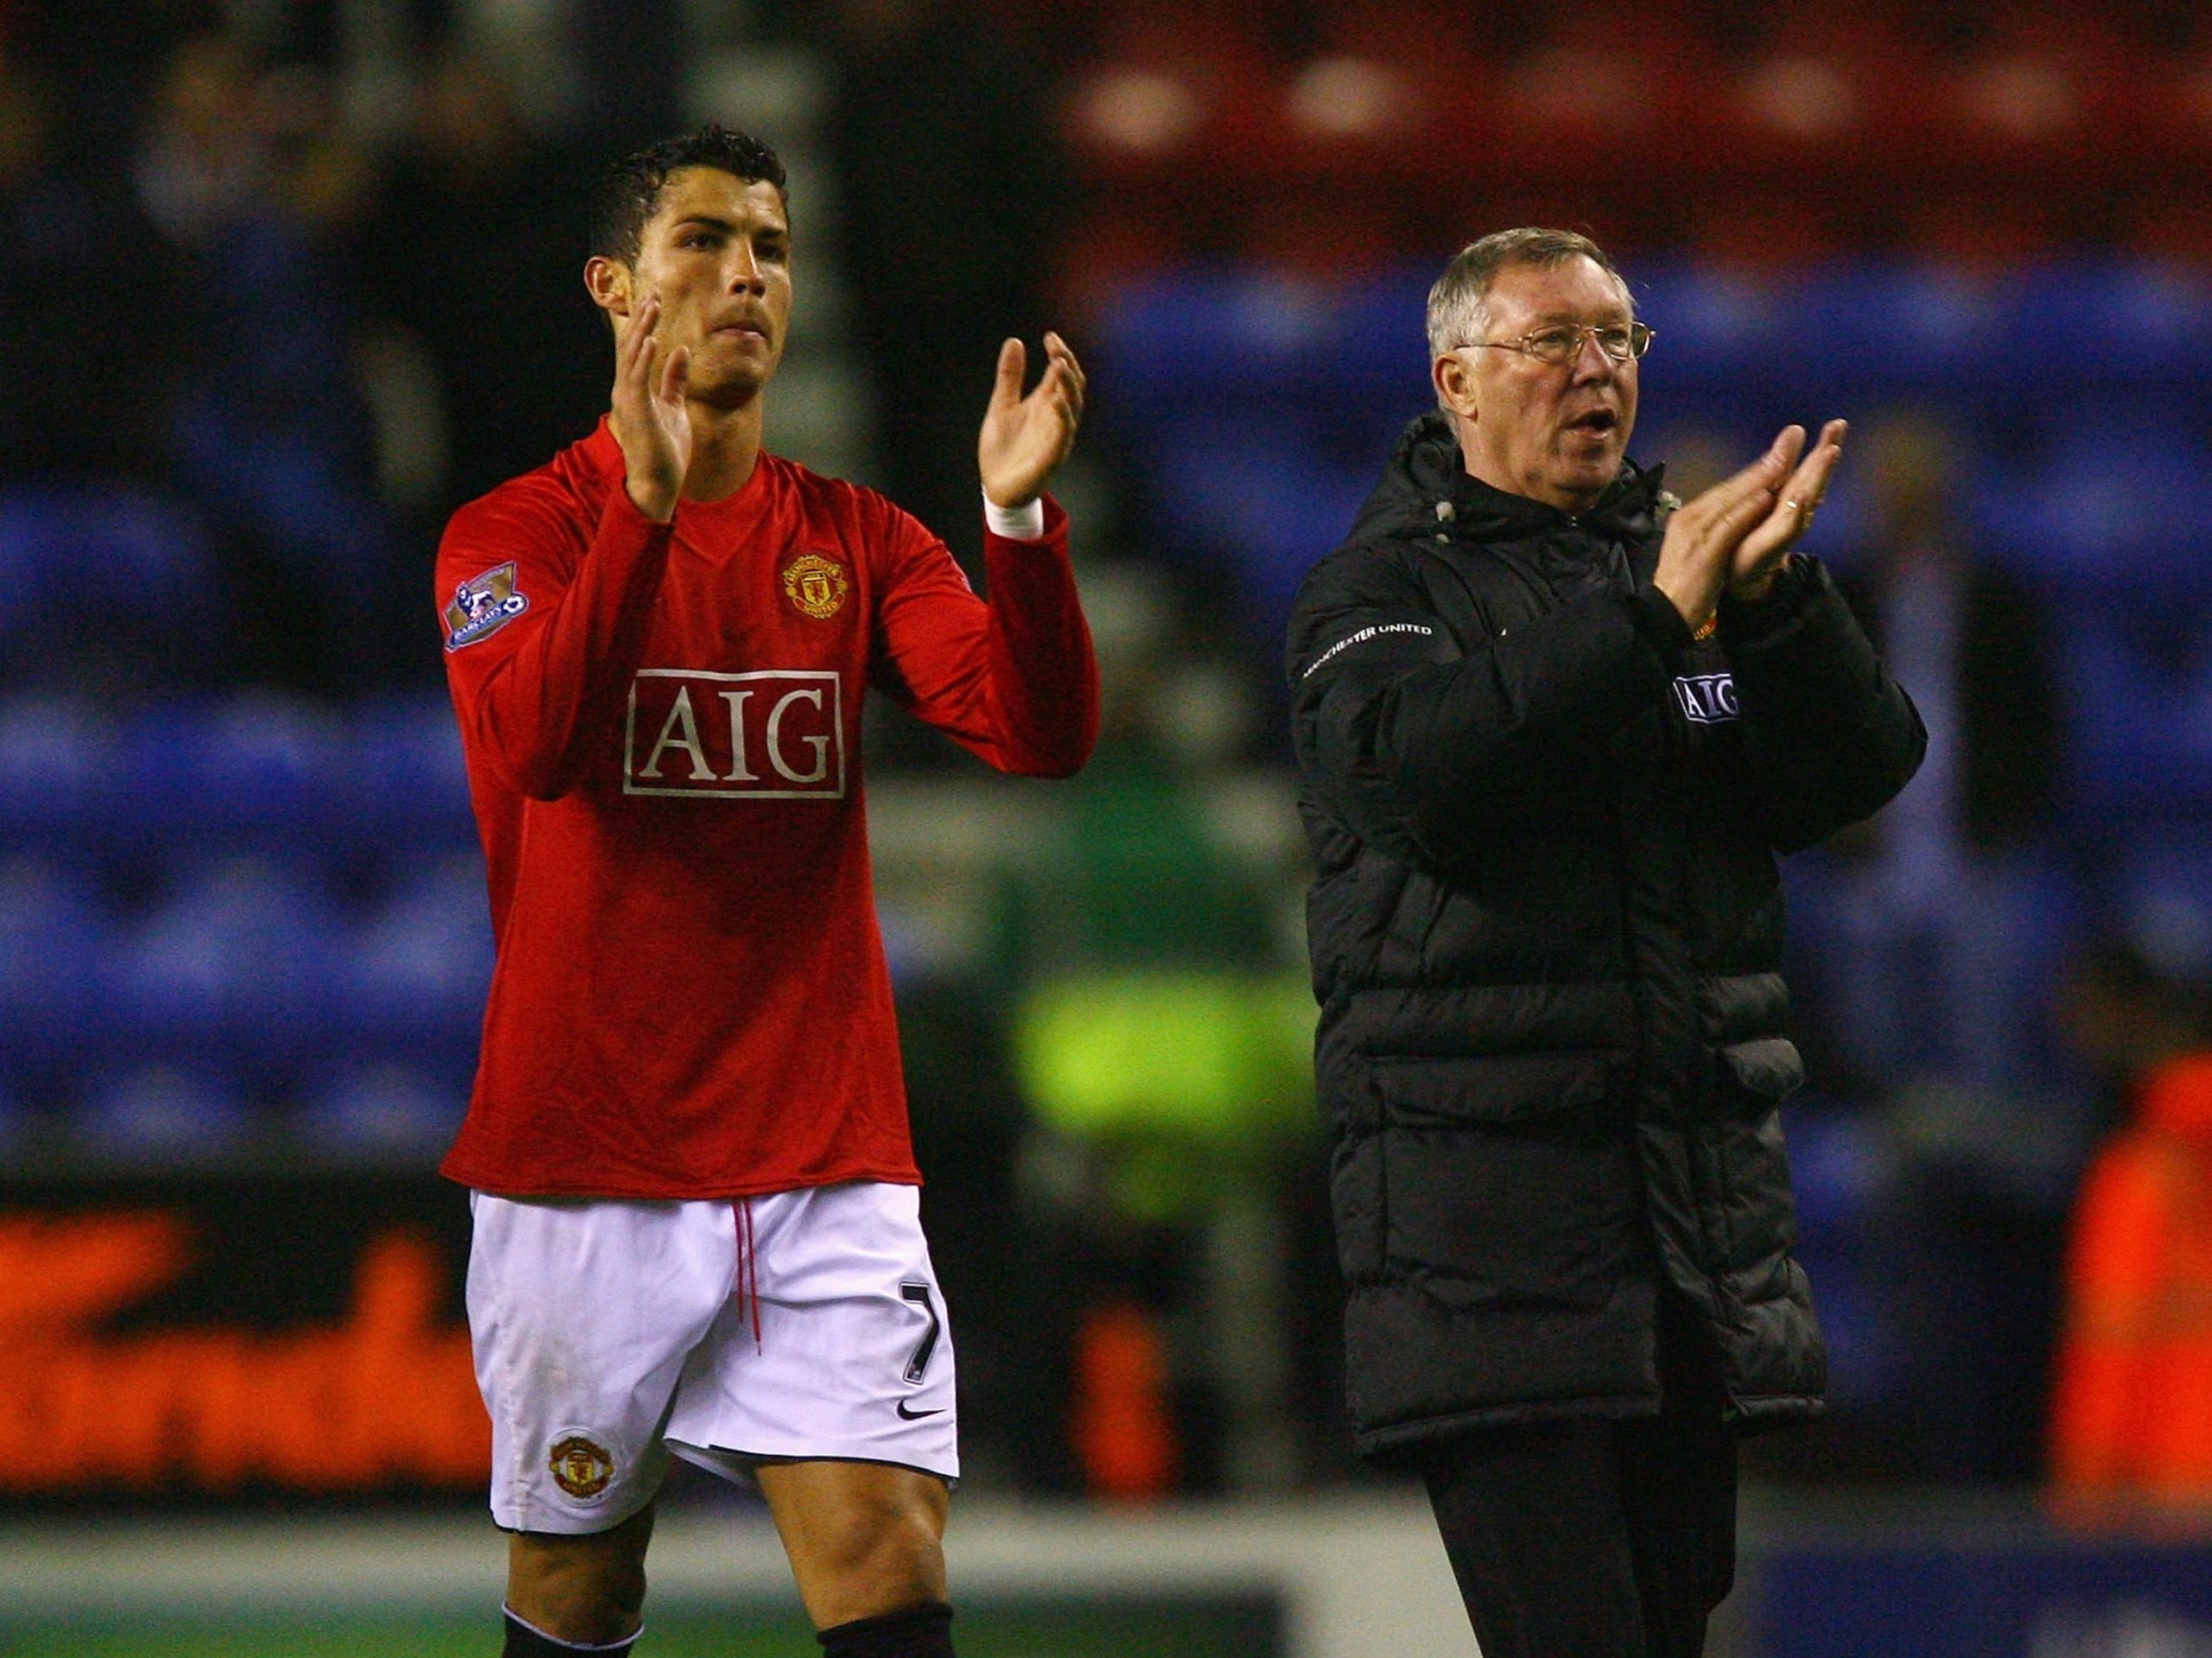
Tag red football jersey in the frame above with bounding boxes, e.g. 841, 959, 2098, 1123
435, 421, 1096, 1197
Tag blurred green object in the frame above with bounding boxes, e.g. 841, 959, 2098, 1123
1016, 971, 1313, 1140
1014, 970, 1316, 1219
0, 1596, 1280, 1656
995, 731, 1319, 1219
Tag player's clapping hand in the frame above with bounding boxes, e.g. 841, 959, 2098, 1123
611, 289, 691, 523
978, 332, 1086, 509
1728, 418, 1847, 600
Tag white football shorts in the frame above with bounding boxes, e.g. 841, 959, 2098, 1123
466, 1180, 958, 1534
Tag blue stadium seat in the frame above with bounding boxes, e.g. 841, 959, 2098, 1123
1975, 422, 2212, 592
335, 854, 493, 1058
0, 693, 123, 855
109, 859, 343, 1069
2107, 829, 2212, 985
72, 1064, 252, 1165
341, 695, 476, 852
2057, 611, 2212, 818
1999, 257, 2212, 395
167, 213, 391, 585
114, 695, 346, 861
1783, 1101, 1904, 1409
1329, 266, 1434, 417
1787, 261, 2008, 398
1102, 271, 1330, 409
1627, 260, 1793, 392
294, 1059, 468, 1161
0, 486, 219, 682
0, 858, 111, 1082
1147, 418, 1376, 643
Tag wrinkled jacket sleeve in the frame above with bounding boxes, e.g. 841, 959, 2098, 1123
1720, 555, 1928, 853
1287, 541, 1690, 868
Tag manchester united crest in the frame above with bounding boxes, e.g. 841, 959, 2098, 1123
547, 1432, 615, 1500
781, 552, 849, 619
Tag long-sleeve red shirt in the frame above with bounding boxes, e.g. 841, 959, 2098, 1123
435, 420, 1096, 1197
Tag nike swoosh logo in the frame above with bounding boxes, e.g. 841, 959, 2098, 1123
896, 1401, 944, 1420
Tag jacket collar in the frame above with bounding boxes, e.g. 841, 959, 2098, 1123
1348, 410, 1668, 548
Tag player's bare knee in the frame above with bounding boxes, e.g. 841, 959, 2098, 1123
507, 1566, 646, 1644
871, 1506, 948, 1599
508, 1515, 653, 1643
823, 1496, 947, 1604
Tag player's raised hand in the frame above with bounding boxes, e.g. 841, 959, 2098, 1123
1729, 419, 1847, 600
1651, 425, 1802, 632
610, 289, 691, 523
978, 332, 1085, 509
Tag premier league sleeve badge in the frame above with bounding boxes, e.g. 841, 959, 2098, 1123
444, 563, 530, 651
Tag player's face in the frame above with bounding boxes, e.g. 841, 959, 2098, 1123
627, 167, 792, 403
1444, 255, 1638, 514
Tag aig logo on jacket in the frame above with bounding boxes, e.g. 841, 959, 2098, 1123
624, 669, 847, 799
1673, 671, 1738, 725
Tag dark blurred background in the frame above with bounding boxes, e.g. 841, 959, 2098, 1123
7, 1, 2212, 1650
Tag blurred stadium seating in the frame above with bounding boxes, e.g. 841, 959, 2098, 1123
1057, 2, 2212, 266
0, 683, 485, 1161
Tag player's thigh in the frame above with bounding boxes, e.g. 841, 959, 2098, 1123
753, 1458, 950, 1627
468, 1194, 738, 1533
1421, 1417, 1648, 1658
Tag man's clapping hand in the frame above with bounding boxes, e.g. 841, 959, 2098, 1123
1652, 418, 1847, 631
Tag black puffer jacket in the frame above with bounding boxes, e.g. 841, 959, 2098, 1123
1287, 414, 1926, 1461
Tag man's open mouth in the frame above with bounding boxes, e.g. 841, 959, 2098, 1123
1569, 409, 1619, 435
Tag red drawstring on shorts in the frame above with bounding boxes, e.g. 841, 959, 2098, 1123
734, 1197, 763, 1353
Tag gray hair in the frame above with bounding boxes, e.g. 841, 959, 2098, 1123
1424, 227, 1631, 362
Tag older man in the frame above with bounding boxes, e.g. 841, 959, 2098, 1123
1286, 228, 1925, 1656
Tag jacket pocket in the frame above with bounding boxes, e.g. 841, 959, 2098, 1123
1700, 1037, 1805, 1283
1718, 1036, 1803, 1104
1376, 1054, 1639, 1310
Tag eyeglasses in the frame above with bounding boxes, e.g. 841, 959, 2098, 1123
1460, 321, 1655, 365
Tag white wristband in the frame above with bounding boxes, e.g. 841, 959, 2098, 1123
983, 492, 1046, 542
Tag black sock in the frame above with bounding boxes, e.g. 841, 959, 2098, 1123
502, 1606, 641, 1654
816, 1599, 955, 1657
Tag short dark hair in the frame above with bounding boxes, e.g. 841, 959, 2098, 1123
1426, 227, 1630, 361
588, 124, 788, 265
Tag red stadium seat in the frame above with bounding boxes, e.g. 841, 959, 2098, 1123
1062, 5, 1279, 177
1488, 0, 1699, 191
2130, 46, 2212, 190
1694, 16, 1927, 195
1053, 0, 2209, 275
1294, 0, 1498, 173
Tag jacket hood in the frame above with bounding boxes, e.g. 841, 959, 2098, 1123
1345, 410, 1669, 549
